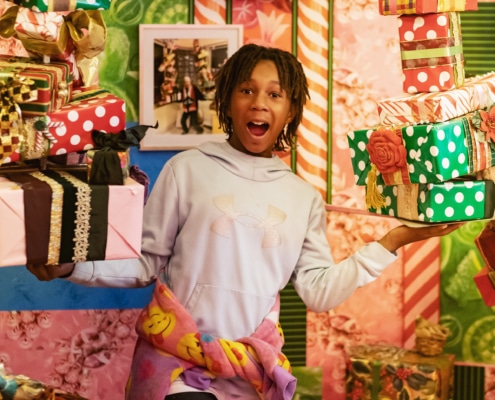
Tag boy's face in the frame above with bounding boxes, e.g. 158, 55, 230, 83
227, 59, 294, 158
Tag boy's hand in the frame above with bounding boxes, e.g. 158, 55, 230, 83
26, 263, 75, 281
378, 222, 464, 253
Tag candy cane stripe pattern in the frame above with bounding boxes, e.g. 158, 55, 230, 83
296, 0, 329, 198
195, 0, 226, 24
403, 238, 441, 349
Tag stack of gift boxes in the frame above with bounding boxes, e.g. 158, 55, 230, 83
347, 0, 495, 225
344, 1, 495, 398
0, 0, 145, 267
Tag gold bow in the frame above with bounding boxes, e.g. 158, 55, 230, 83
0, 6, 106, 60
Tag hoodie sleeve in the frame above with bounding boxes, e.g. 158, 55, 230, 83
67, 162, 180, 288
291, 194, 397, 313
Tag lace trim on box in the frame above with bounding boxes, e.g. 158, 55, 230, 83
55, 171, 92, 263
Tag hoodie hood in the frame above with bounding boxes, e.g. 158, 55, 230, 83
196, 141, 292, 182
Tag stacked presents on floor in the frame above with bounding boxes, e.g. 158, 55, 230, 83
346, 1, 489, 398
347, 0, 495, 226
0, 1, 150, 271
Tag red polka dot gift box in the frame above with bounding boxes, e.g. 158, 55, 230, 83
398, 12, 464, 94
378, 0, 477, 16
0, 90, 126, 166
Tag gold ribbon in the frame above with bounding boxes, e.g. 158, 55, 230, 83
0, 96, 23, 164
29, 171, 64, 265
1, 7, 106, 59
48, 0, 78, 11
438, 0, 469, 11
0, 69, 37, 104
397, 184, 420, 221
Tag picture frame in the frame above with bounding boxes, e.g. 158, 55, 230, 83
138, 24, 244, 151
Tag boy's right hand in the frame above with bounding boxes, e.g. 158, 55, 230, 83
26, 263, 75, 281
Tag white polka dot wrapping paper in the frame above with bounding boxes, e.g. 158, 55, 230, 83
347, 111, 495, 187
378, 0, 478, 15
398, 12, 464, 94
377, 72, 495, 126
0, 91, 127, 165
367, 179, 495, 223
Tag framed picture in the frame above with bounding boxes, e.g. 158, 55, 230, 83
138, 24, 243, 151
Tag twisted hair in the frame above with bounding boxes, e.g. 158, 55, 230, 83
214, 44, 309, 152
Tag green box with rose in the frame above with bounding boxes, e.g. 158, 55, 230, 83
367, 179, 495, 223
347, 110, 495, 188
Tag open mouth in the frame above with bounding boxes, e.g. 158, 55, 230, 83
248, 121, 269, 136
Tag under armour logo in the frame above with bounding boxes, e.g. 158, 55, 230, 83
210, 194, 286, 247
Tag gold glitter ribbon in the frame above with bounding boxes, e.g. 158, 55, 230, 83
29, 171, 64, 265
55, 171, 92, 263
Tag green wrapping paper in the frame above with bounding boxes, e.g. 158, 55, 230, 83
346, 344, 454, 400
18, 0, 112, 11
348, 112, 495, 187
368, 179, 495, 223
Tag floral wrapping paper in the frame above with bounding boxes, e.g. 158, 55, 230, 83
348, 112, 495, 187
379, 0, 478, 15
345, 344, 454, 400
368, 179, 495, 223
399, 12, 464, 93
377, 72, 495, 125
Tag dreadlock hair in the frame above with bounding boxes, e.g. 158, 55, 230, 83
214, 43, 309, 152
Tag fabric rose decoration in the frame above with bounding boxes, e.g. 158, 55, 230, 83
366, 128, 407, 174
479, 105, 495, 143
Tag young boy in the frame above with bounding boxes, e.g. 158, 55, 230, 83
27, 44, 461, 400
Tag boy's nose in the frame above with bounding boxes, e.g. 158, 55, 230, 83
251, 93, 268, 110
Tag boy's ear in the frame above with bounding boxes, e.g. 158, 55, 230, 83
287, 105, 296, 123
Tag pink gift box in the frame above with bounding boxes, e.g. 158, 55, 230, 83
2, 91, 126, 165
0, 176, 143, 267
399, 12, 464, 93
377, 71, 495, 125
474, 265, 495, 307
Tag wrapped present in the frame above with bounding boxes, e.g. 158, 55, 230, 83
0, 172, 144, 267
0, 55, 73, 116
377, 72, 495, 125
0, 91, 126, 166
346, 344, 454, 400
379, 0, 477, 15
347, 112, 495, 187
368, 179, 495, 223
18, 0, 112, 11
0, 4, 106, 61
474, 265, 495, 307
399, 12, 464, 93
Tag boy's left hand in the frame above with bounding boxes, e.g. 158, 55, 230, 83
378, 222, 464, 253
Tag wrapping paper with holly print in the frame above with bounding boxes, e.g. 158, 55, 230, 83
18, 0, 112, 12
379, 0, 478, 15
399, 12, 464, 94
368, 179, 495, 223
1, 91, 126, 165
345, 344, 455, 400
377, 72, 495, 125
0, 175, 143, 267
348, 112, 495, 187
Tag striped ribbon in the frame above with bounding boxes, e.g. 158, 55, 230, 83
402, 238, 441, 349
296, 0, 329, 199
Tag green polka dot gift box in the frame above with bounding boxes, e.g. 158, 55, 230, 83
368, 179, 495, 223
347, 112, 495, 188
